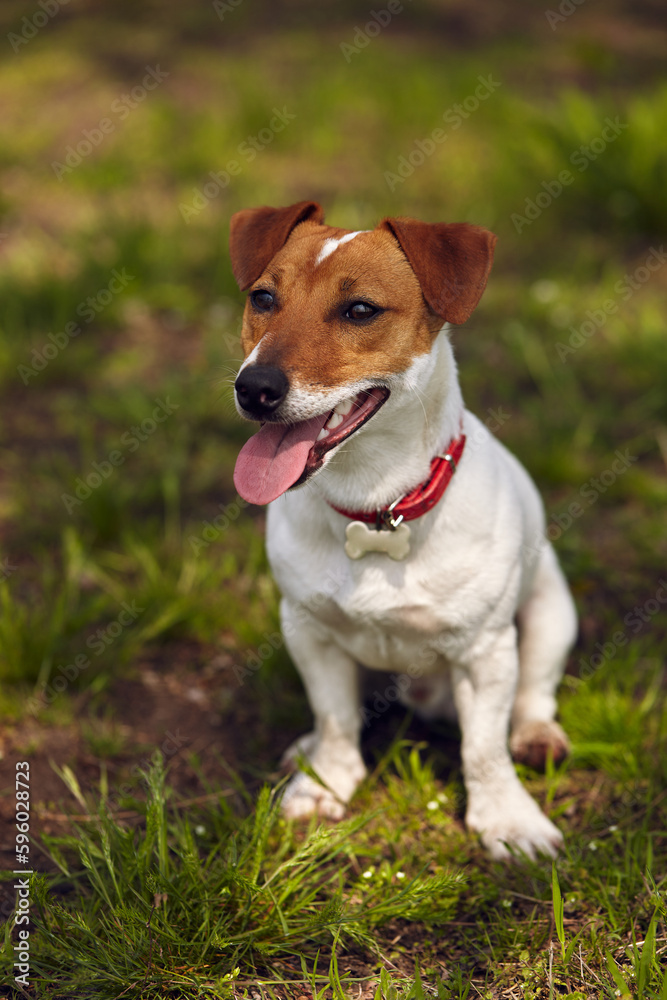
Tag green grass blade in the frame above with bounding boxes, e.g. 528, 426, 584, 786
552, 862, 566, 962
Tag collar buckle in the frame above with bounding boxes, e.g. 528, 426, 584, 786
376, 494, 405, 531
436, 451, 458, 473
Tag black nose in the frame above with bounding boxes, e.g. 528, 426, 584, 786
235, 364, 289, 418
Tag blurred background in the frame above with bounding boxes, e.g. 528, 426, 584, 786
0, 0, 666, 814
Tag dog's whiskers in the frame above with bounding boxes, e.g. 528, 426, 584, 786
408, 382, 430, 431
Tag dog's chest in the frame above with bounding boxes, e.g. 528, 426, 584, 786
293, 555, 467, 672
315, 600, 450, 672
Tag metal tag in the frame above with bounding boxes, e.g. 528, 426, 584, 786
345, 520, 411, 561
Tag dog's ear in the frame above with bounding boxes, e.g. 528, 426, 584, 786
380, 217, 497, 324
229, 201, 325, 290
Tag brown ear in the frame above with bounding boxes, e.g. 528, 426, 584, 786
229, 201, 325, 290
380, 217, 497, 324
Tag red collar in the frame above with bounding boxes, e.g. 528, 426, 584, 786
328, 429, 466, 527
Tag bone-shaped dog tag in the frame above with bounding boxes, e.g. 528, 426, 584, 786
345, 520, 411, 560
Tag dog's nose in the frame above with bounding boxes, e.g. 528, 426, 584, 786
235, 364, 289, 418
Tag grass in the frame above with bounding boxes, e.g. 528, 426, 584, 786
22, 755, 467, 995
1, 2, 666, 996
4, 720, 667, 997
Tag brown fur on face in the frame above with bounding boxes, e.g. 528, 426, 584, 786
239, 222, 441, 389
229, 202, 496, 392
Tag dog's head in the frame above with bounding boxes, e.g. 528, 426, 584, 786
230, 200, 496, 505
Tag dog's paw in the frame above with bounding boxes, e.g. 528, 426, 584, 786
480, 813, 563, 861
467, 793, 563, 861
279, 723, 367, 821
510, 719, 570, 771
281, 771, 346, 820
280, 731, 319, 772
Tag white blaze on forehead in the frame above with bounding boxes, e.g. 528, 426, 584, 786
315, 230, 367, 266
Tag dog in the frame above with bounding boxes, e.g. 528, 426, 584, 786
229, 200, 577, 860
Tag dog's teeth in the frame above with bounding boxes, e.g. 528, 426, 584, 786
316, 427, 329, 441
327, 412, 344, 429
334, 398, 353, 416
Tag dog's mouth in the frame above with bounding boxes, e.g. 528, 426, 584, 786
234, 387, 389, 505
297, 386, 390, 485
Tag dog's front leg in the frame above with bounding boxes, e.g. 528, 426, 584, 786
452, 626, 563, 860
279, 598, 366, 820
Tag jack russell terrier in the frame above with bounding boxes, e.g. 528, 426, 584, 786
230, 200, 577, 859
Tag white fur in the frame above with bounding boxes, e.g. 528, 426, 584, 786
262, 326, 577, 860
238, 340, 263, 373
315, 231, 365, 265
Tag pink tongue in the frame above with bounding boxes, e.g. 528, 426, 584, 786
234, 413, 330, 505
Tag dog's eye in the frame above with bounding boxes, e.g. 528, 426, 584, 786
250, 289, 275, 311
344, 301, 379, 322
